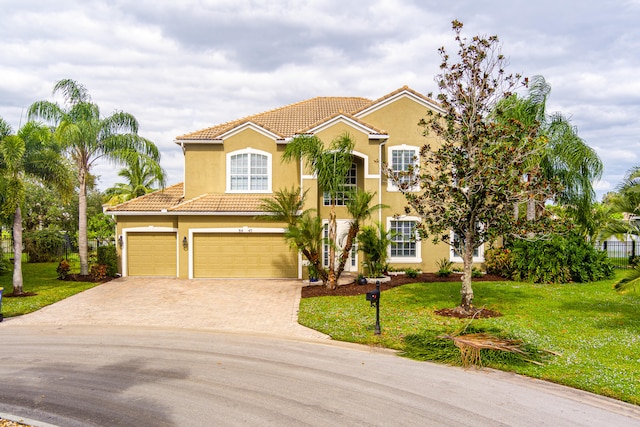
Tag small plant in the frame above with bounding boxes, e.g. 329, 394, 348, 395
436, 258, 453, 277
56, 259, 71, 279
97, 245, 118, 277
471, 267, 483, 278
90, 264, 108, 280
405, 267, 419, 278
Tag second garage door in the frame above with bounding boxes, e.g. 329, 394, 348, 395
193, 233, 297, 278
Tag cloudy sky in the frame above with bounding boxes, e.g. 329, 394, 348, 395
1, 0, 639, 200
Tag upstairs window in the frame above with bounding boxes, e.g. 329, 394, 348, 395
323, 163, 357, 206
227, 149, 271, 193
388, 146, 418, 191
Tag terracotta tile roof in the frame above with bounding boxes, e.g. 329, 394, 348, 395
104, 183, 185, 212
169, 194, 273, 213
299, 110, 387, 135
105, 184, 275, 214
176, 96, 374, 141
354, 85, 442, 115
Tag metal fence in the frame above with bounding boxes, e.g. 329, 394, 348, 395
598, 240, 639, 268
1, 238, 114, 263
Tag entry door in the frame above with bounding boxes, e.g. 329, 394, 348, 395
324, 220, 358, 272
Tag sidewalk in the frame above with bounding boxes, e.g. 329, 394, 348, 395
2, 277, 329, 340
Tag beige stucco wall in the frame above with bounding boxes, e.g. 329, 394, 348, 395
182, 129, 299, 199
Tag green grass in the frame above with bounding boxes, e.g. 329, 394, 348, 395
298, 271, 640, 405
0, 261, 100, 318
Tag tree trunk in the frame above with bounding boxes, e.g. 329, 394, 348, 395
526, 197, 536, 221
513, 202, 519, 220
327, 205, 337, 289
335, 221, 358, 282
78, 168, 89, 276
12, 206, 24, 295
459, 230, 474, 311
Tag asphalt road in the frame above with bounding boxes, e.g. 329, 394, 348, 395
1, 325, 639, 427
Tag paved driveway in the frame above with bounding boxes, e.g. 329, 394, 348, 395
4, 277, 328, 340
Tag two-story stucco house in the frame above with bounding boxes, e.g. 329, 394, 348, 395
105, 86, 484, 279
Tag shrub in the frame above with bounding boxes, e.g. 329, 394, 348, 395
90, 264, 108, 280
484, 247, 514, 278
471, 267, 483, 278
24, 230, 65, 262
0, 257, 10, 275
436, 258, 453, 277
56, 260, 71, 279
97, 245, 118, 277
358, 222, 394, 277
405, 267, 419, 278
629, 255, 640, 268
510, 231, 614, 283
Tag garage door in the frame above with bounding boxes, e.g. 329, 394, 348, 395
193, 233, 296, 278
127, 232, 177, 276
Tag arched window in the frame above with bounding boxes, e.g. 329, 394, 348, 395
226, 148, 272, 193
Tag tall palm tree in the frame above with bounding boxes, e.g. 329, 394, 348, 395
282, 133, 354, 289
258, 188, 328, 283
0, 120, 72, 295
496, 76, 603, 225
104, 152, 166, 205
336, 189, 387, 279
28, 79, 164, 275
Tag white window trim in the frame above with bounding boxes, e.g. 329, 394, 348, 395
387, 144, 419, 192
387, 216, 422, 263
226, 147, 272, 193
449, 231, 485, 263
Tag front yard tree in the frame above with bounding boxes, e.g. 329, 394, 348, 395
392, 21, 551, 314
28, 79, 163, 276
0, 120, 72, 295
282, 133, 355, 289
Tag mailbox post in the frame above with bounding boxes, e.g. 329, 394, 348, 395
365, 280, 381, 335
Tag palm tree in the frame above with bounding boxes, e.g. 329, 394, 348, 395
615, 264, 640, 293
496, 76, 603, 225
0, 120, 72, 295
336, 189, 387, 279
28, 79, 164, 275
104, 152, 166, 205
282, 133, 354, 289
258, 188, 328, 283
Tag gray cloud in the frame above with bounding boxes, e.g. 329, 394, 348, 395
0, 0, 638, 198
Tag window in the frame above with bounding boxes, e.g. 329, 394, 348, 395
450, 231, 484, 262
323, 163, 357, 206
227, 149, 271, 193
388, 146, 418, 191
388, 217, 421, 263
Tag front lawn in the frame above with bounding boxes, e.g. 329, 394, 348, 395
298, 271, 640, 405
0, 262, 100, 318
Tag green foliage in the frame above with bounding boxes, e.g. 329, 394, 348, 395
484, 247, 514, 277
405, 267, 419, 278
0, 257, 10, 275
97, 244, 118, 277
614, 264, 640, 293
56, 259, 70, 279
436, 258, 453, 277
358, 222, 393, 277
471, 267, 483, 278
1, 262, 100, 318
510, 231, 614, 283
298, 272, 640, 404
23, 229, 66, 262
88, 212, 116, 241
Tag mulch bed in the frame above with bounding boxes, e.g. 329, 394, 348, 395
301, 272, 507, 318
